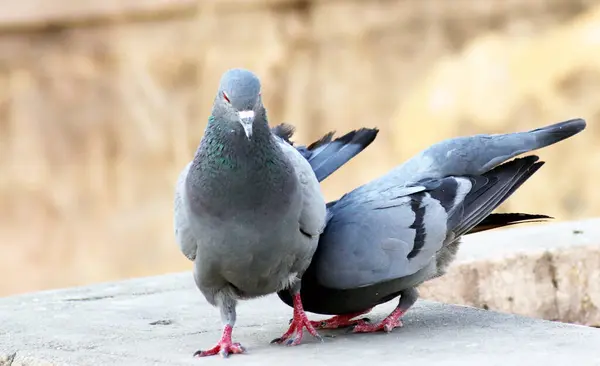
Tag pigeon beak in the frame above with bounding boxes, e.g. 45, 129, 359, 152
238, 110, 255, 139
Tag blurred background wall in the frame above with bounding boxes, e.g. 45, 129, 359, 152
0, 0, 598, 296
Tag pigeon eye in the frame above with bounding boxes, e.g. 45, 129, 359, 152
223, 92, 231, 103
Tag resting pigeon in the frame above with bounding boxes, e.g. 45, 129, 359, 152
277, 118, 586, 333
174, 68, 378, 357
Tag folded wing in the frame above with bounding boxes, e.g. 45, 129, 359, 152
315, 155, 544, 289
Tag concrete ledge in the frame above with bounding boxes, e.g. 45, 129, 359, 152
420, 218, 600, 326
2, 272, 600, 365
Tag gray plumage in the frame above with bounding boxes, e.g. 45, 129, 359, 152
174, 68, 377, 355
277, 118, 585, 324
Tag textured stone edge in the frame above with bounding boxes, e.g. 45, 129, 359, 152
420, 219, 600, 327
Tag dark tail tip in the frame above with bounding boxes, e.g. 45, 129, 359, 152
468, 212, 553, 234
306, 131, 335, 151
308, 127, 379, 151
342, 127, 380, 148
532, 118, 586, 148
309, 127, 379, 181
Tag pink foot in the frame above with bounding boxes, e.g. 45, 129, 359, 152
310, 309, 373, 330
352, 308, 405, 333
194, 325, 246, 358
272, 294, 323, 346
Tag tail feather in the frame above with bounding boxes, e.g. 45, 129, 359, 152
307, 128, 379, 181
394, 118, 586, 183
467, 212, 553, 235
449, 155, 544, 238
477, 118, 586, 172
272, 124, 379, 182
529, 118, 587, 149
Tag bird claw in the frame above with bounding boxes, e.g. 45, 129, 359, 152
194, 342, 246, 358
273, 316, 323, 346
311, 316, 371, 330
271, 336, 298, 346
271, 333, 323, 347
276, 293, 323, 346
351, 318, 403, 333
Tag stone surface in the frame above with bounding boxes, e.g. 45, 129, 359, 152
420, 218, 600, 327
1, 0, 599, 297
1, 273, 600, 366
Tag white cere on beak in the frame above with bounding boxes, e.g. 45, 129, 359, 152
238, 110, 255, 139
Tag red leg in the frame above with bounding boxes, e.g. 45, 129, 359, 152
352, 288, 419, 333
194, 325, 246, 358
309, 308, 373, 329
352, 307, 405, 333
352, 288, 418, 334
272, 293, 323, 346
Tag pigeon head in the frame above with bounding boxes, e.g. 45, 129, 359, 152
213, 68, 264, 139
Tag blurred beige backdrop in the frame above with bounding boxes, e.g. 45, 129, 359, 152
1, 0, 598, 296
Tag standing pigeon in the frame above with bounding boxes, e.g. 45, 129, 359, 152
174, 68, 377, 357
277, 118, 586, 333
